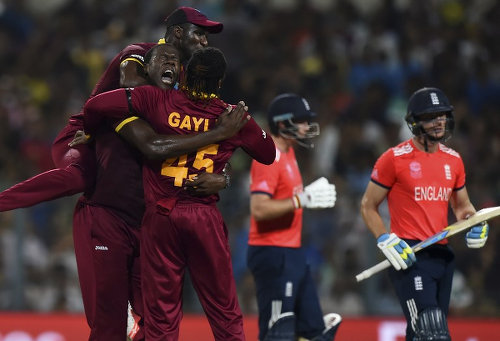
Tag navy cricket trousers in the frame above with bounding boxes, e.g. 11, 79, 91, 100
388, 242, 455, 341
247, 245, 325, 341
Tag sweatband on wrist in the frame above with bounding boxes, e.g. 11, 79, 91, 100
292, 195, 301, 209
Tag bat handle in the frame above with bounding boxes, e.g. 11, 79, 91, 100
356, 259, 391, 282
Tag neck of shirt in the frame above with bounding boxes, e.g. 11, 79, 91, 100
412, 136, 439, 153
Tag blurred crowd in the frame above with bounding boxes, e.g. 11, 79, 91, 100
1, 0, 499, 318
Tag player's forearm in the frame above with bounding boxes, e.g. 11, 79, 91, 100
450, 187, 476, 220
451, 202, 476, 221
360, 182, 390, 238
144, 132, 220, 160
250, 197, 295, 222
360, 203, 388, 238
118, 119, 230, 160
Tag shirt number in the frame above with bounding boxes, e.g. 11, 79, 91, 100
161, 144, 219, 187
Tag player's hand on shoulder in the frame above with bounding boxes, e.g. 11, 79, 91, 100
215, 101, 250, 140
68, 130, 91, 147
465, 221, 489, 248
294, 177, 336, 209
183, 172, 226, 197
377, 233, 416, 270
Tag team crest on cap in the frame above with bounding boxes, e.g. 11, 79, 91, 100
430, 92, 440, 105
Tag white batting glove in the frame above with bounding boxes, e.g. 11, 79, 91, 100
293, 177, 336, 209
377, 233, 416, 270
465, 221, 489, 248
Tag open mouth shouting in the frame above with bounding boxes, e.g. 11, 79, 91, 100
161, 68, 176, 86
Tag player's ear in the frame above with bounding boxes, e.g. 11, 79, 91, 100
173, 25, 183, 39
143, 64, 150, 76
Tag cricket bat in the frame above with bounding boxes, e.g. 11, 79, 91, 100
355, 206, 500, 282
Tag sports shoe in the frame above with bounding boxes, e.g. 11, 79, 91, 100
263, 312, 296, 341
311, 313, 342, 341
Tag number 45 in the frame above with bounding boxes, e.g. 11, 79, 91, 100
161, 144, 219, 187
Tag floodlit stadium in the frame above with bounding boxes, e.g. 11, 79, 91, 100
0, 0, 499, 340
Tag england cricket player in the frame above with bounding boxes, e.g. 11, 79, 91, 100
247, 93, 341, 341
360, 87, 489, 341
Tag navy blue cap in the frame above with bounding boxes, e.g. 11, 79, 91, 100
406, 87, 453, 119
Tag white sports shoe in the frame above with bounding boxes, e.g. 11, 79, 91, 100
311, 313, 342, 341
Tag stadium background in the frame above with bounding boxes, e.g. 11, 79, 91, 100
0, 0, 499, 339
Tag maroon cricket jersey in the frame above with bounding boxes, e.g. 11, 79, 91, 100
75, 43, 155, 226
84, 86, 275, 206
86, 126, 145, 228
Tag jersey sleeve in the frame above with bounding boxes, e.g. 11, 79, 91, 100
119, 44, 149, 67
370, 148, 396, 189
83, 88, 130, 133
238, 118, 276, 165
454, 155, 466, 190
250, 156, 279, 197
83, 85, 161, 133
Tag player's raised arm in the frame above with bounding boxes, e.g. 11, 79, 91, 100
120, 56, 148, 87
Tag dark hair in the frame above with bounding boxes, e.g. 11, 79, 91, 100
183, 47, 226, 100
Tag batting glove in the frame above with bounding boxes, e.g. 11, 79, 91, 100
377, 233, 416, 270
465, 221, 489, 248
293, 177, 336, 209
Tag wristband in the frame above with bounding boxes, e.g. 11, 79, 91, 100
292, 195, 301, 209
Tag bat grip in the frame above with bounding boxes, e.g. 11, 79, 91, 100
355, 259, 391, 282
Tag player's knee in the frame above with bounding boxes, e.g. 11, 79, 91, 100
263, 312, 295, 341
413, 307, 450, 341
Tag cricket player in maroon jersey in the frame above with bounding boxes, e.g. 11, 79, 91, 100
247, 93, 341, 341
0, 6, 225, 210
360, 87, 489, 341
73, 54, 248, 341
84, 44, 276, 341
1, 7, 235, 341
